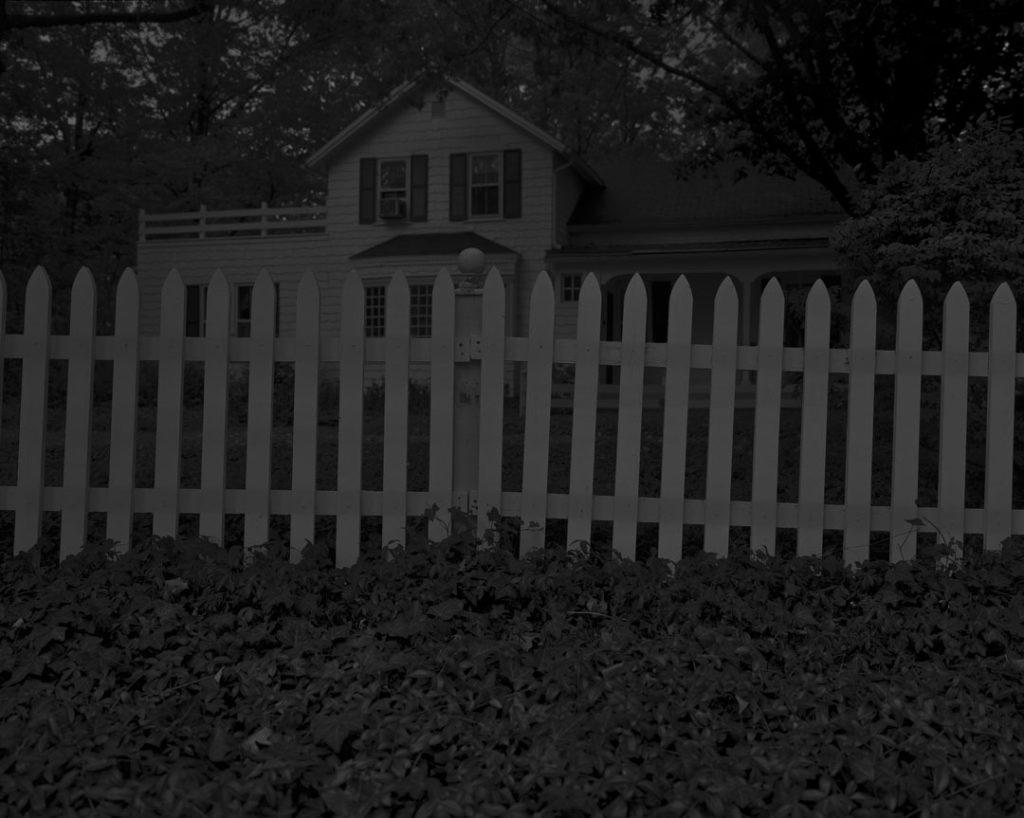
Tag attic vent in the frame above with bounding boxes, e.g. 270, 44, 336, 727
431, 99, 446, 118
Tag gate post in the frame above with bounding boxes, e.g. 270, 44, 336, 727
452, 248, 486, 527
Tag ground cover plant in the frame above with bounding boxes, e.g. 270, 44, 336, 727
2, 517, 1024, 817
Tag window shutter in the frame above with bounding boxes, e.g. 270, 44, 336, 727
359, 157, 377, 223
503, 149, 522, 218
449, 153, 467, 221
410, 154, 428, 221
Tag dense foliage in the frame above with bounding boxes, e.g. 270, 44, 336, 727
2, 521, 1024, 816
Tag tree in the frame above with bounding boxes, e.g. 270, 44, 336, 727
831, 119, 1024, 347
523, 0, 1024, 214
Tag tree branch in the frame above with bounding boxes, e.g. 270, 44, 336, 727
5, 1, 204, 31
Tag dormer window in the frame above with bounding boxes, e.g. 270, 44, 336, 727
379, 159, 408, 218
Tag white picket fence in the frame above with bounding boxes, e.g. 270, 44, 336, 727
1, 263, 1021, 567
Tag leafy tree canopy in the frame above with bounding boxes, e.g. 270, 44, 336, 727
831, 119, 1024, 346
527, 0, 1024, 214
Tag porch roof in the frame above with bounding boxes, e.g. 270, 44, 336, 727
350, 231, 516, 260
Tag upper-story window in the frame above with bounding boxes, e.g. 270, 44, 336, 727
470, 153, 500, 216
379, 159, 408, 219
359, 156, 428, 223
450, 149, 521, 221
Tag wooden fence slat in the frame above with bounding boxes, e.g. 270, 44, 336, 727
843, 280, 878, 564
750, 278, 785, 556
658, 275, 694, 561
14, 267, 52, 552
566, 273, 602, 549
890, 280, 923, 561
984, 282, 1016, 550
336, 272, 365, 567
290, 270, 321, 561
60, 268, 97, 559
382, 271, 411, 548
796, 279, 832, 556
520, 271, 555, 552
152, 268, 186, 539
427, 269, 456, 544
243, 269, 276, 554
476, 268, 506, 540
611, 274, 648, 559
938, 283, 970, 547
703, 277, 740, 557
107, 269, 139, 550
0, 274, 5, 450
199, 270, 230, 545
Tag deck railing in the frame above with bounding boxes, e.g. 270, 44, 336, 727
139, 204, 327, 241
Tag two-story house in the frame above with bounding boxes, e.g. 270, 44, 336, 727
136, 76, 844, 398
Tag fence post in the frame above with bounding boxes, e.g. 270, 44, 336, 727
452, 250, 485, 522
198, 204, 207, 239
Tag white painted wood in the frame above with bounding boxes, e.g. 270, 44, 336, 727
428, 269, 456, 544
566, 273, 601, 549
890, 281, 923, 561
938, 283, 969, 548
336, 272, 365, 567
750, 278, 785, 556
14, 267, 51, 552
153, 268, 186, 539
658, 275, 693, 561
290, 270, 320, 561
796, 280, 832, 556
60, 268, 96, 559
520, 271, 555, 552
611, 275, 648, 559
704, 277, 739, 557
382, 271, 411, 549
107, 269, 140, 551
842, 280, 877, 565
983, 283, 1016, 550
476, 268, 506, 541
199, 270, 230, 546
244, 269, 277, 554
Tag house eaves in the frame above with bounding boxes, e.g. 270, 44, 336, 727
305, 77, 604, 189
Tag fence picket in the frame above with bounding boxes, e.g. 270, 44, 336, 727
611, 275, 648, 559
520, 271, 555, 552
290, 271, 320, 560
750, 278, 785, 556
382, 272, 411, 548
199, 270, 231, 544
336, 272, 365, 567
938, 283, 969, 547
566, 273, 601, 549
658, 275, 694, 561
14, 267, 51, 551
61, 268, 97, 559
890, 281, 923, 561
796, 280, 831, 556
243, 269, 276, 553
428, 269, 456, 543
107, 269, 139, 550
704, 277, 739, 557
843, 281, 877, 563
984, 283, 1016, 550
153, 269, 186, 538
3, 265, 1022, 566
476, 269, 506, 540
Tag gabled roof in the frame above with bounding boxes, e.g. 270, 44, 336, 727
350, 231, 516, 260
306, 77, 603, 188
